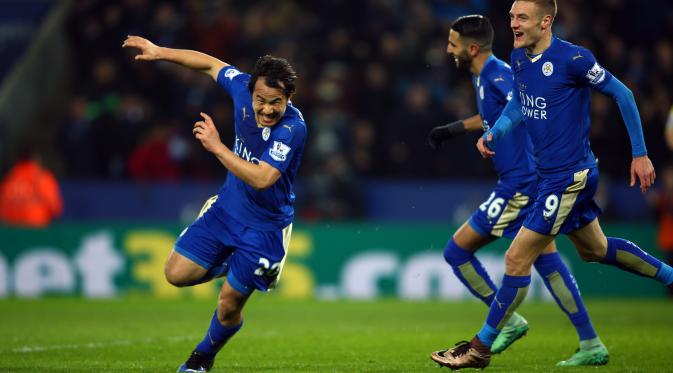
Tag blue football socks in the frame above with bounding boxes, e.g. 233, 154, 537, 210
603, 237, 673, 286
195, 310, 243, 357
444, 239, 498, 305
534, 252, 597, 341
477, 274, 530, 348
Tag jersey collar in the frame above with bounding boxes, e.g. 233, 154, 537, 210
525, 35, 557, 63
476, 55, 497, 84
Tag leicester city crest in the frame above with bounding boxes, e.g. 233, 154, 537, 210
542, 61, 554, 76
262, 127, 271, 141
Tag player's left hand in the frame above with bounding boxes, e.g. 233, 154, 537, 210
630, 155, 656, 192
476, 133, 495, 158
193, 112, 224, 154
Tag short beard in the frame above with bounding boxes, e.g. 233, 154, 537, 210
455, 54, 472, 70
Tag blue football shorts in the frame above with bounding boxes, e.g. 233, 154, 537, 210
523, 167, 602, 236
469, 181, 536, 239
174, 196, 292, 294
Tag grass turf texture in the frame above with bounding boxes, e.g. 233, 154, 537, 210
1, 298, 671, 372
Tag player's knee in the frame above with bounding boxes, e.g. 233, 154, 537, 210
217, 297, 242, 324
577, 247, 603, 263
504, 249, 530, 275
164, 266, 190, 287
573, 241, 606, 262
443, 240, 462, 266
444, 239, 470, 266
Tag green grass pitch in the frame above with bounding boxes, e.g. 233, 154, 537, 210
1, 297, 672, 372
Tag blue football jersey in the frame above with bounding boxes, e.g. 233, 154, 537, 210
214, 66, 307, 231
474, 55, 536, 186
510, 37, 613, 176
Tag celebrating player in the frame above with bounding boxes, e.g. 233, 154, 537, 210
123, 36, 307, 372
428, 14, 606, 364
431, 0, 673, 369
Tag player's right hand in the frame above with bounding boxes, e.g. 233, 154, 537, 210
122, 35, 162, 61
476, 133, 495, 159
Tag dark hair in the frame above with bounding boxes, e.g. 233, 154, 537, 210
248, 55, 297, 98
450, 15, 494, 50
515, 0, 557, 20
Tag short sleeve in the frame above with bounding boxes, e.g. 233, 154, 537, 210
566, 46, 613, 89
260, 122, 307, 173
216, 66, 251, 97
491, 69, 514, 104
509, 50, 516, 70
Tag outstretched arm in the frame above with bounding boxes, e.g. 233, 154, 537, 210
122, 35, 227, 81
192, 113, 280, 190
594, 77, 655, 192
428, 114, 482, 149
476, 94, 523, 158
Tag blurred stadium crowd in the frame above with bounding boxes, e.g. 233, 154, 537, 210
56, 0, 672, 218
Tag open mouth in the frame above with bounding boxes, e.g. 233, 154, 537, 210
514, 31, 524, 41
259, 113, 277, 125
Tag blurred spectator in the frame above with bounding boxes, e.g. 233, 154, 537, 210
0, 143, 63, 227
40, 0, 673, 220
128, 123, 180, 181
349, 119, 381, 175
300, 153, 363, 221
666, 105, 673, 151
650, 163, 673, 296
57, 96, 97, 176
384, 82, 438, 176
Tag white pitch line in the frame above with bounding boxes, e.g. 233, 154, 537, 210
10, 336, 195, 353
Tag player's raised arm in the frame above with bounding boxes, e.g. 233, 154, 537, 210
428, 114, 483, 149
122, 35, 228, 81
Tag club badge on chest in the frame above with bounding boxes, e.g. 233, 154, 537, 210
262, 127, 271, 141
